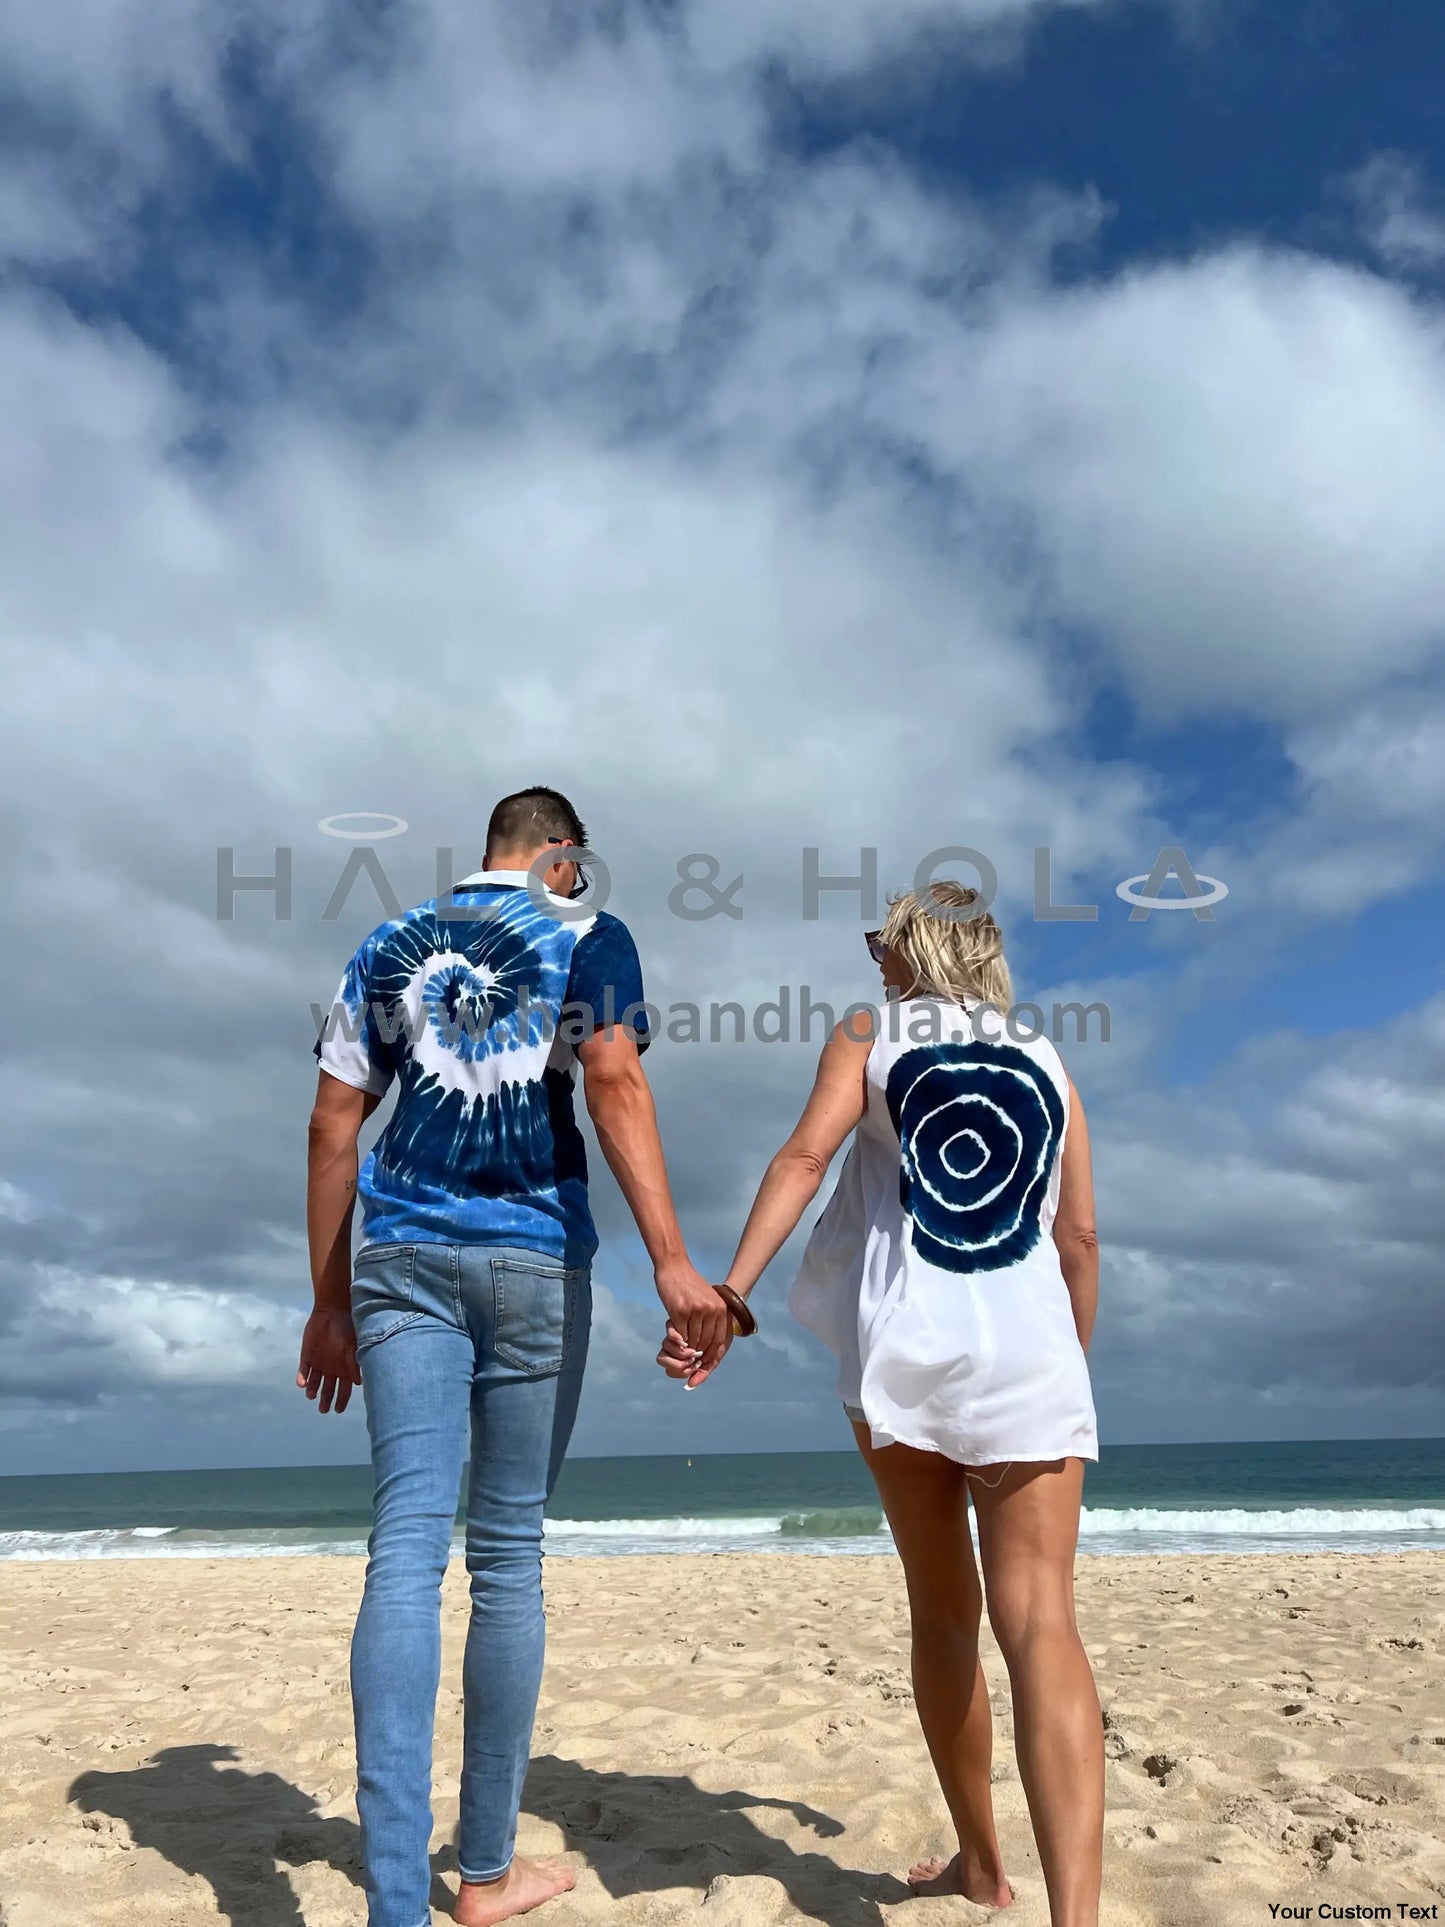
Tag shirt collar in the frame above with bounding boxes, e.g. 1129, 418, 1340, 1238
450, 867, 574, 911
453, 868, 530, 889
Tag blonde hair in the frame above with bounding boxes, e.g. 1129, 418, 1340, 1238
879, 881, 1013, 1010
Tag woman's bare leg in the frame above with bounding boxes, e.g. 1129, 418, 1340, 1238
971, 1458, 1102, 1927
853, 1422, 1012, 1906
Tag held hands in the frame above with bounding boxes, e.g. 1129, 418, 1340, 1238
653, 1259, 731, 1388
295, 1307, 360, 1415
655, 1267, 756, 1389
657, 1319, 731, 1389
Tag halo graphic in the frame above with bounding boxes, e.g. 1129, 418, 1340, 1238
1115, 873, 1228, 910
318, 812, 410, 841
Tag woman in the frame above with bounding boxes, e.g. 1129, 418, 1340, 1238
661, 883, 1104, 1925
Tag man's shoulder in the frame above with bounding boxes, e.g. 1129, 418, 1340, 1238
579, 907, 639, 944
566, 908, 647, 1031
345, 908, 414, 967
342, 895, 462, 984
570, 908, 643, 969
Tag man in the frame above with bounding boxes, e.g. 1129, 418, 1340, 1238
298, 786, 727, 1927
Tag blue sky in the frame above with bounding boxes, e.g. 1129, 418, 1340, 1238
798, 0, 1445, 264
1, 0, 1443, 1472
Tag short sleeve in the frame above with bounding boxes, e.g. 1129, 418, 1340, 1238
565, 912, 650, 1050
314, 933, 396, 1096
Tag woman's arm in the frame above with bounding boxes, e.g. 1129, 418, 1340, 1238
725, 1018, 873, 1300
1052, 1075, 1099, 1353
663, 1018, 872, 1387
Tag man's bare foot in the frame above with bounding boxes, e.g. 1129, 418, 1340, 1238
906, 1850, 1012, 1905
454, 1855, 576, 1926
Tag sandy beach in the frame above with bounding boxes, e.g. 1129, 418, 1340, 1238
1, 1549, 1442, 1925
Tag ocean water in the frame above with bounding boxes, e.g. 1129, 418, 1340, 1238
1, 1439, 1443, 1561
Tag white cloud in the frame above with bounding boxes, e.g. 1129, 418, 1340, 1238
1081, 991, 1445, 1435
0, 160, 101, 268
0, 0, 237, 143
1344, 154, 1445, 271
0, 1183, 34, 1225
12, 1271, 300, 1389
1, 0, 1443, 1462
0, 0, 1130, 239
1191, 682, 1445, 932
684, 0, 1100, 76
920, 248, 1445, 720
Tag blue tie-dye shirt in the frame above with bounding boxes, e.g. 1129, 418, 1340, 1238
314, 871, 648, 1266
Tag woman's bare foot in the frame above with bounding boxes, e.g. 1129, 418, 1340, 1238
454, 1855, 576, 1925
907, 1849, 1013, 1905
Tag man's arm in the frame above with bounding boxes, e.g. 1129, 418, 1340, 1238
298, 1069, 382, 1414
1052, 1076, 1099, 1353
577, 1028, 729, 1372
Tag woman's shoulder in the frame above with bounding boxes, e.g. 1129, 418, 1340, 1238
833, 1005, 880, 1044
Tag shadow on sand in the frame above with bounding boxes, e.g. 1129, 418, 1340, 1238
69, 1743, 910, 1926
524, 1753, 911, 1927
68, 1743, 452, 1925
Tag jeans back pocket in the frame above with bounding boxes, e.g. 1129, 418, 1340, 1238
491, 1256, 587, 1377
351, 1244, 420, 1352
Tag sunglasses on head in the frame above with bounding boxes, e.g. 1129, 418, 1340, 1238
865, 930, 888, 965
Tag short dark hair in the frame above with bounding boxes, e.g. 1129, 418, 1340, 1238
485, 786, 587, 858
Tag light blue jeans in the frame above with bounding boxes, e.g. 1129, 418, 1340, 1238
349, 1241, 591, 1927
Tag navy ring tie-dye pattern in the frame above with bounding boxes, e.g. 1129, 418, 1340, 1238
884, 1042, 1064, 1275
315, 873, 647, 1265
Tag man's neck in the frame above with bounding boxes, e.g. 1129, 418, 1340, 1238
484, 851, 546, 874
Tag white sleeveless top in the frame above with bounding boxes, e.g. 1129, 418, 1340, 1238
789, 997, 1098, 1467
